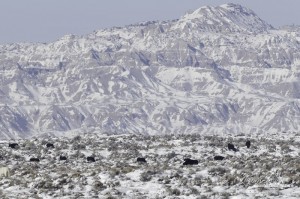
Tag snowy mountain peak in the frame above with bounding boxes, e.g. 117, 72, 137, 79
0, 4, 300, 139
178, 3, 273, 33
219, 3, 254, 14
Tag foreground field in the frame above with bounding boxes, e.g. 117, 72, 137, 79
1, 133, 300, 198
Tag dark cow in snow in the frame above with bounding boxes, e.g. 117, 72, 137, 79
183, 158, 198, 165
214, 155, 225, 161
137, 157, 147, 163
46, 143, 54, 148
9, 143, 19, 149
228, 143, 237, 152
87, 156, 95, 162
246, 140, 251, 148
59, 156, 67, 161
30, 158, 40, 162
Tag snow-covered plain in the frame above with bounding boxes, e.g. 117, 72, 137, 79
1, 133, 300, 198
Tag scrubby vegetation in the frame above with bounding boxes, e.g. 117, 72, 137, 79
0, 133, 300, 198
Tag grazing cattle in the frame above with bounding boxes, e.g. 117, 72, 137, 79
30, 158, 40, 162
87, 156, 95, 162
246, 140, 251, 148
9, 143, 19, 149
214, 155, 225, 161
0, 167, 10, 177
228, 143, 237, 152
46, 143, 54, 148
137, 157, 147, 163
59, 156, 67, 161
183, 158, 198, 165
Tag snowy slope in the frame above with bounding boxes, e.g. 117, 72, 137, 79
0, 3, 300, 138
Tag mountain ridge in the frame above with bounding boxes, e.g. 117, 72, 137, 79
0, 4, 300, 139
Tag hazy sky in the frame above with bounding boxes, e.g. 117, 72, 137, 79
0, 0, 299, 44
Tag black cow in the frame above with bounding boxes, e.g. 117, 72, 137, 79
228, 143, 237, 152
59, 156, 67, 161
46, 143, 54, 148
183, 158, 198, 165
9, 143, 19, 149
137, 157, 147, 163
214, 155, 225, 161
246, 140, 251, 148
87, 156, 95, 162
30, 158, 40, 162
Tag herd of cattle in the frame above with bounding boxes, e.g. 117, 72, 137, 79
3, 140, 251, 166
4, 142, 96, 163
139, 140, 251, 165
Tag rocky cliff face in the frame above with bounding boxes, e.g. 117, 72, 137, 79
0, 4, 300, 138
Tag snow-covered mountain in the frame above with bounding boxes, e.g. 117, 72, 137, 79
1, 3, 300, 139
